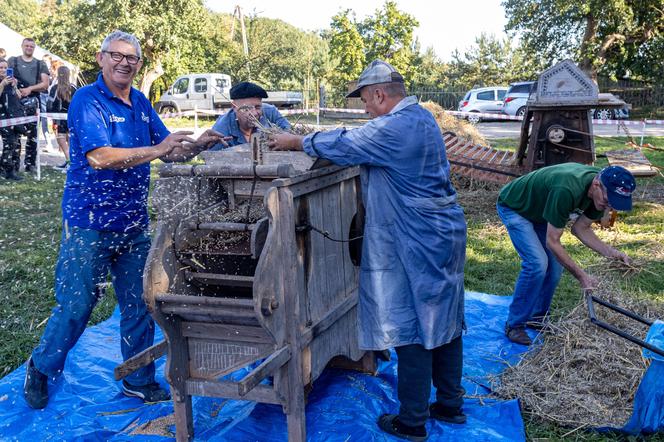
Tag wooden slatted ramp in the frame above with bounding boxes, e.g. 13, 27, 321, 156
443, 132, 524, 184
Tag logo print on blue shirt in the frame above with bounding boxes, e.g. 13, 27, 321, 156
110, 114, 126, 123
141, 112, 150, 123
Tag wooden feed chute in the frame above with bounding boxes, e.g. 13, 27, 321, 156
119, 137, 374, 441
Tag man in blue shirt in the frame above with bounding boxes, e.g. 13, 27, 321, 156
23, 31, 224, 409
269, 60, 467, 442
209, 81, 290, 149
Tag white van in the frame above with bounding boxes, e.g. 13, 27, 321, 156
155, 73, 302, 114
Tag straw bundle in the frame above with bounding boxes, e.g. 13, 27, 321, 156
493, 275, 663, 429
421, 101, 488, 147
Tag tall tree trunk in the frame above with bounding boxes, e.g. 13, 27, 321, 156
578, 14, 598, 81
139, 58, 164, 98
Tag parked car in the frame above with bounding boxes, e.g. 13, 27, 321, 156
592, 106, 630, 120
458, 86, 508, 123
502, 81, 536, 118
503, 80, 630, 120
155, 73, 303, 114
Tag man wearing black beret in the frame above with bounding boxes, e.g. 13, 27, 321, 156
209, 81, 291, 149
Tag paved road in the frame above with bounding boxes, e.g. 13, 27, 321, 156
475, 121, 664, 139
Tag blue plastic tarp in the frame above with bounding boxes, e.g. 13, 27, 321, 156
622, 320, 664, 434
0, 291, 539, 441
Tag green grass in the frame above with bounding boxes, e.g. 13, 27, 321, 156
0, 170, 117, 376
0, 139, 662, 439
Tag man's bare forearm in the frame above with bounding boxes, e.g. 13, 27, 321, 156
571, 219, 619, 258
86, 145, 169, 170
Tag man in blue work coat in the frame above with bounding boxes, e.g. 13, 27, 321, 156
209, 81, 291, 149
269, 60, 467, 441
23, 31, 224, 410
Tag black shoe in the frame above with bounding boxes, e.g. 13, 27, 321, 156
505, 325, 532, 345
377, 414, 428, 441
24, 165, 34, 173
5, 170, 24, 181
375, 349, 391, 361
429, 402, 467, 424
23, 357, 49, 409
54, 162, 68, 169
122, 380, 171, 402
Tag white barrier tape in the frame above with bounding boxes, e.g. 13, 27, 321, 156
0, 113, 69, 128
282, 108, 318, 115
591, 119, 643, 126
447, 109, 664, 126
193, 109, 227, 116
0, 115, 38, 128
41, 112, 68, 120
445, 110, 522, 121
319, 107, 368, 114
159, 108, 318, 119
159, 110, 199, 119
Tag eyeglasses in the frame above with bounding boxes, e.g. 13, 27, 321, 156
102, 51, 141, 65
235, 104, 262, 113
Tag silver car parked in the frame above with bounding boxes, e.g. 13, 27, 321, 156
458, 86, 508, 123
502, 80, 630, 120
502, 81, 536, 118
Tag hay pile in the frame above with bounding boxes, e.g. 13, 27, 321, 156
421, 101, 487, 147
290, 123, 319, 135
129, 413, 176, 436
493, 272, 664, 429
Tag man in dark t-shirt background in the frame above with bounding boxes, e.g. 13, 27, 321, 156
7, 38, 49, 173
496, 163, 636, 345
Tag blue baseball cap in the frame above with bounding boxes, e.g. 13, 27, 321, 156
599, 166, 636, 211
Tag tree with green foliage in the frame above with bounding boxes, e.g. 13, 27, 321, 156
447, 34, 546, 90
36, 0, 211, 96
325, 1, 419, 99
0, 0, 41, 38
325, 10, 366, 94
502, 0, 664, 81
359, 1, 419, 82
226, 16, 329, 92
410, 47, 450, 90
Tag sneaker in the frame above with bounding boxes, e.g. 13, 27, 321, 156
377, 414, 428, 442
23, 357, 49, 409
122, 380, 171, 402
6, 170, 24, 181
24, 165, 34, 173
54, 162, 68, 169
505, 325, 532, 346
429, 403, 467, 424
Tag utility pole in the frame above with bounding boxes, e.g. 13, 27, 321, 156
230, 5, 250, 77
230, 5, 249, 57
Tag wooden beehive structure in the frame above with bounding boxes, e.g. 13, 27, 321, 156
514, 59, 605, 170
141, 138, 373, 441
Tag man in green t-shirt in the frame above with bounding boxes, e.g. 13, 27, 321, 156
496, 164, 636, 345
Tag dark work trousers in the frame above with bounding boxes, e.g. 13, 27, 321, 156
23, 116, 38, 169
395, 335, 464, 427
0, 126, 21, 173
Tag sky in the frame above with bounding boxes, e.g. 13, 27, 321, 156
206, 1, 510, 61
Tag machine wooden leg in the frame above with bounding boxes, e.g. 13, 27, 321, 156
174, 392, 193, 442
286, 398, 306, 442
285, 350, 307, 442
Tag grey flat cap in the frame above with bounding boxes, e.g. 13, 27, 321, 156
346, 60, 405, 98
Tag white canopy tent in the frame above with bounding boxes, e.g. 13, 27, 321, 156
0, 21, 82, 84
